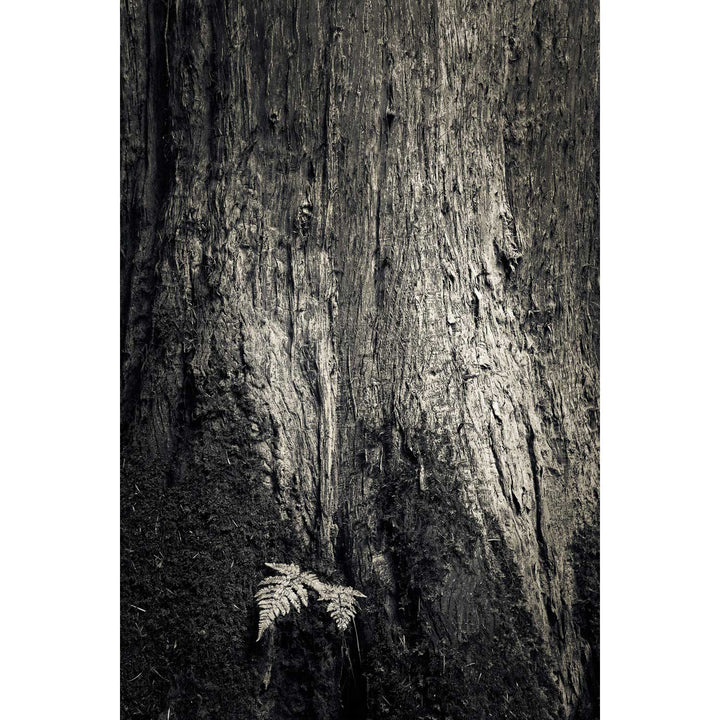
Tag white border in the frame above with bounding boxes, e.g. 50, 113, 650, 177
1, 2, 119, 717
602, 1, 720, 716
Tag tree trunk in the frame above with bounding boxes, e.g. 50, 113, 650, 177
121, 1, 599, 718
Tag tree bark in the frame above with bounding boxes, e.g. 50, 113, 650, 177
121, 1, 599, 718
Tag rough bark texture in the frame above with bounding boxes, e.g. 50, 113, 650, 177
121, 1, 599, 718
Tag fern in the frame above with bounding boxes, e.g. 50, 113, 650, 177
254, 562, 365, 640
317, 584, 367, 632
254, 563, 321, 640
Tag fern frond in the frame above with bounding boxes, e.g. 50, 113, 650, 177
254, 563, 310, 641
318, 585, 367, 632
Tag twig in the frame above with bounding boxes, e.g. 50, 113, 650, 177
150, 667, 169, 682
